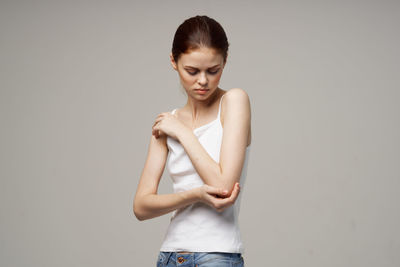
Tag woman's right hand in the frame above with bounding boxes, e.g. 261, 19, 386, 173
195, 183, 241, 212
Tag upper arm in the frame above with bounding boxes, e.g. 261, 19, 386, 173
135, 133, 169, 200
219, 88, 251, 190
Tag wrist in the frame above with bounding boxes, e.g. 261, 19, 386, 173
187, 187, 202, 203
176, 125, 192, 143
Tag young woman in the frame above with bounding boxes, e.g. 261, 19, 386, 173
134, 15, 251, 267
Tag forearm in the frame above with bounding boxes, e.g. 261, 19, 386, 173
177, 129, 231, 191
134, 188, 199, 221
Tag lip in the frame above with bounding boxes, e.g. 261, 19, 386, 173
195, 88, 209, 91
194, 88, 209, 95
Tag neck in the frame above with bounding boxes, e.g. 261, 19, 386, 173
185, 89, 222, 116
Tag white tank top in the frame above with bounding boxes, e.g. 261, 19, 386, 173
160, 93, 251, 253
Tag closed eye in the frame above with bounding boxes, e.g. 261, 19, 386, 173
187, 69, 219, 75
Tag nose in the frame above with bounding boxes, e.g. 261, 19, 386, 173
197, 72, 208, 86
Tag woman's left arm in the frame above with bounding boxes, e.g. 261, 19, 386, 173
177, 88, 251, 194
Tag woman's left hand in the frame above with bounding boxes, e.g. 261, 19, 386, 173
152, 111, 186, 140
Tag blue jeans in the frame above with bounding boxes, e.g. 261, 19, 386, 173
156, 251, 244, 267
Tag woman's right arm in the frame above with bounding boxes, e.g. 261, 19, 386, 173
133, 133, 240, 221
133, 133, 189, 221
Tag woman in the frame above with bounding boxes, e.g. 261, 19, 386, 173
134, 15, 251, 267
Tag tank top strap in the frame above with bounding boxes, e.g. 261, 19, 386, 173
217, 93, 225, 120
171, 108, 177, 115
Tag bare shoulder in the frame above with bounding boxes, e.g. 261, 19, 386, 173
222, 88, 251, 114
224, 87, 250, 100
221, 88, 251, 125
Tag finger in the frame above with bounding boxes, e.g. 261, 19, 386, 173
206, 186, 228, 197
152, 124, 159, 137
213, 198, 231, 211
216, 183, 240, 204
153, 130, 159, 138
152, 123, 162, 133
156, 112, 168, 118
214, 184, 240, 207
228, 183, 240, 201
153, 118, 162, 126
205, 194, 222, 209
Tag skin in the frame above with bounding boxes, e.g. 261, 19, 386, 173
133, 46, 251, 222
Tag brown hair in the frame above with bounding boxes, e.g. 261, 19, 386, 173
171, 15, 229, 64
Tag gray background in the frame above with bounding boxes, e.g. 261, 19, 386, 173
1, 0, 399, 266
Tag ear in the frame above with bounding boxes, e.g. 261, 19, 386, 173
170, 52, 178, 71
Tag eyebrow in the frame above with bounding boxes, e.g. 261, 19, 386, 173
183, 64, 220, 69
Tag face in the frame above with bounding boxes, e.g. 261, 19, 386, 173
170, 46, 226, 100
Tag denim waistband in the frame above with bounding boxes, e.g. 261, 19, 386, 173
158, 251, 242, 266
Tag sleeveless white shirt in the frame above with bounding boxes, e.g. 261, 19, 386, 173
159, 93, 251, 253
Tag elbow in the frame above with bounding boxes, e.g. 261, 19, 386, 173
216, 169, 239, 194
133, 208, 145, 221
135, 213, 147, 221
219, 185, 232, 195
133, 199, 147, 221
211, 183, 234, 196
208, 181, 234, 195
133, 194, 159, 221
220, 180, 239, 195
